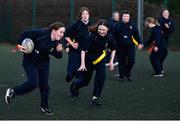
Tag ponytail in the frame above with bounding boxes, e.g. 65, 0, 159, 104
88, 24, 98, 32
145, 17, 160, 26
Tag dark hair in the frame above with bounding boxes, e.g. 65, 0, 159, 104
79, 7, 90, 19
88, 19, 109, 32
49, 22, 65, 31
122, 10, 130, 16
160, 8, 169, 16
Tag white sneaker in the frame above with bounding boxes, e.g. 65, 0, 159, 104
41, 107, 54, 116
5, 88, 15, 104
153, 73, 163, 77
114, 74, 120, 77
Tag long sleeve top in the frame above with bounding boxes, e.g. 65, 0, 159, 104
18, 28, 63, 66
159, 17, 175, 40
82, 32, 115, 62
65, 20, 91, 52
145, 25, 165, 49
114, 21, 142, 46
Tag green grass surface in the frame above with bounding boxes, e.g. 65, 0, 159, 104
0, 45, 180, 120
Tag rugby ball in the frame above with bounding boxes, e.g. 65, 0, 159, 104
22, 38, 34, 54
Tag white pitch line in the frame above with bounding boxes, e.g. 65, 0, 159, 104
0, 85, 8, 87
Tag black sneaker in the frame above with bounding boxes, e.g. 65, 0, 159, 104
119, 77, 125, 82
91, 98, 101, 106
66, 75, 71, 82
70, 82, 79, 97
5, 88, 15, 104
41, 107, 54, 116
127, 76, 133, 82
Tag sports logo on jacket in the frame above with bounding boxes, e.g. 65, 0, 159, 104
130, 25, 132, 29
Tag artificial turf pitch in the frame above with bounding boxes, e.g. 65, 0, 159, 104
0, 45, 180, 120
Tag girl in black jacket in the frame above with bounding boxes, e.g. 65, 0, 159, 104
70, 19, 116, 106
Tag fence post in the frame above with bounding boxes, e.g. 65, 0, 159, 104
70, 0, 74, 24
164, 0, 168, 8
32, 0, 36, 28
137, 0, 144, 41
112, 0, 115, 12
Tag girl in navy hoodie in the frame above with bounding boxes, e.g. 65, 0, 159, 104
159, 9, 175, 48
5, 22, 65, 115
145, 17, 167, 77
158, 9, 175, 73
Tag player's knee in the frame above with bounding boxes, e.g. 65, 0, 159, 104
30, 81, 38, 89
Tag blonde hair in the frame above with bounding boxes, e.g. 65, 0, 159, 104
145, 17, 160, 27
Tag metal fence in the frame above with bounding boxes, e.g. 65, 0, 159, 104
0, 0, 169, 44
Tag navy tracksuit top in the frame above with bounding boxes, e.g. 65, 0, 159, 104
18, 28, 63, 66
114, 21, 142, 46
145, 25, 165, 48
108, 18, 119, 36
65, 20, 91, 52
159, 17, 175, 41
82, 32, 116, 62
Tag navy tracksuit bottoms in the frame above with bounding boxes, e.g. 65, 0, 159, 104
150, 47, 167, 74
14, 60, 50, 108
75, 59, 106, 97
116, 44, 135, 78
66, 51, 81, 81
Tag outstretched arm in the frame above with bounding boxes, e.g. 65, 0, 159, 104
109, 50, 116, 71
78, 51, 87, 71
